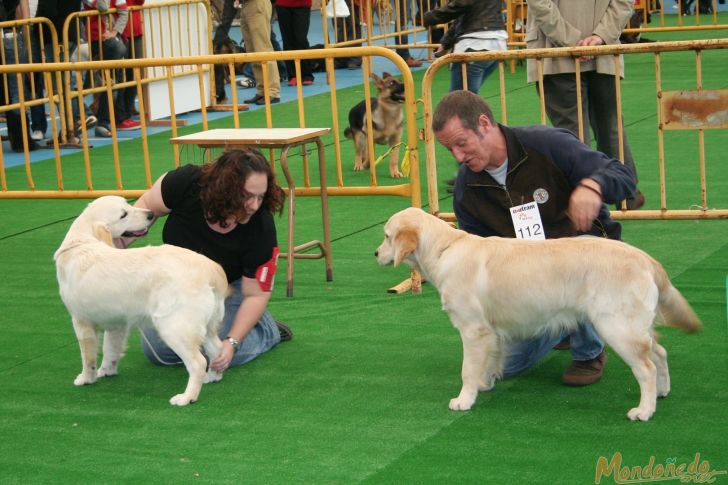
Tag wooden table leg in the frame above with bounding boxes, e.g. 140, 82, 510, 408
315, 138, 333, 282
278, 145, 296, 298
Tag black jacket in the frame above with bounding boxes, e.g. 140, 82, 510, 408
423, 0, 504, 51
453, 124, 636, 240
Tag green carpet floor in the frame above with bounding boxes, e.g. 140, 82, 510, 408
1, 24, 727, 484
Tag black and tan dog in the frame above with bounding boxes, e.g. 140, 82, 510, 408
344, 72, 405, 178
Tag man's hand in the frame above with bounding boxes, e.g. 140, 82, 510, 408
568, 179, 603, 232
575, 34, 604, 61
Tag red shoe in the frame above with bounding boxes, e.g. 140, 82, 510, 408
288, 77, 298, 86
117, 118, 141, 131
302, 79, 313, 86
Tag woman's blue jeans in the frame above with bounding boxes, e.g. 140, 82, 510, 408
449, 55, 499, 94
140, 278, 281, 367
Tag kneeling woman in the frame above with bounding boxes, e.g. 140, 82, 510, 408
118, 148, 291, 372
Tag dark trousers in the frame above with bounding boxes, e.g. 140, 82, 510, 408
334, 0, 362, 67
90, 35, 127, 128
542, 71, 638, 182
276, 5, 314, 81
117, 35, 143, 122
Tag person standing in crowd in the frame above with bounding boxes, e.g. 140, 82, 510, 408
1, 0, 41, 151
115, 149, 293, 370
116, 0, 143, 130
423, 0, 507, 94
332, 0, 362, 70
525, 0, 645, 209
276, 0, 315, 86
33, 0, 96, 144
241, 0, 281, 105
391, 0, 423, 68
82, 0, 129, 137
432, 91, 637, 385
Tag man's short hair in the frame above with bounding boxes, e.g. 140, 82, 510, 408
432, 90, 496, 133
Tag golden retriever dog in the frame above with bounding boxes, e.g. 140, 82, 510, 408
375, 207, 702, 421
54, 196, 229, 406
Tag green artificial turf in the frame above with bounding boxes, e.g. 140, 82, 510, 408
1, 26, 727, 484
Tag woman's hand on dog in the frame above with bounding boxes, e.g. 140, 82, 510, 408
210, 342, 235, 372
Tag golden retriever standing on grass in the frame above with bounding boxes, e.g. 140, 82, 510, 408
54, 196, 229, 406
375, 207, 702, 421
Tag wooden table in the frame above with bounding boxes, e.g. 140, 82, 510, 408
170, 128, 333, 297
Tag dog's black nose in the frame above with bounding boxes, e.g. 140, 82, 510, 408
374, 250, 378, 257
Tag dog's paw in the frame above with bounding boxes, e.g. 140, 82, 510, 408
390, 169, 404, 178
448, 395, 475, 411
353, 161, 366, 171
204, 370, 223, 384
169, 393, 195, 406
74, 373, 97, 386
627, 406, 654, 421
97, 365, 118, 378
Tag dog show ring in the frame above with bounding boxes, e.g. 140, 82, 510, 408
170, 128, 333, 297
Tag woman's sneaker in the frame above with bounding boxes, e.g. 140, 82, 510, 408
117, 118, 141, 131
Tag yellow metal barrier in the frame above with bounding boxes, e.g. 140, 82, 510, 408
421, 38, 728, 221
321, 0, 437, 57
0, 46, 420, 209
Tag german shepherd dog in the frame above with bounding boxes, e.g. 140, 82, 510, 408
344, 73, 405, 178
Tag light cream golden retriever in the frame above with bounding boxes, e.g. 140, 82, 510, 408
375, 207, 702, 421
54, 196, 229, 406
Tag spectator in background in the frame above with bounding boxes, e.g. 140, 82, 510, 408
1, 0, 40, 151
240, 0, 281, 105
332, 0, 362, 70
117, 0, 143, 130
82, 0, 129, 137
34, 0, 97, 144
525, 0, 645, 209
391, 0, 423, 68
276, 0, 315, 86
423, 0, 507, 94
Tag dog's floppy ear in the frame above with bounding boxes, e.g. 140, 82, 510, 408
92, 222, 114, 246
393, 226, 418, 266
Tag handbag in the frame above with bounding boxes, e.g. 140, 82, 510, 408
325, 0, 350, 18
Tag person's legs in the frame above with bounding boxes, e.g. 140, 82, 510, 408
275, 5, 296, 81
240, 0, 280, 99
291, 6, 313, 81
140, 279, 280, 366
117, 35, 143, 123
213, 0, 240, 44
393, 0, 411, 59
464, 57, 498, 94
587, 72, 638, 181
502, 323, 604, 380
542, 73, 591, 143
503, 330, 570, 378
29, 32, 48, 137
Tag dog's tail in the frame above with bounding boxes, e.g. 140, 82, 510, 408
344, 126, 353, 139
654, 262, 702, 333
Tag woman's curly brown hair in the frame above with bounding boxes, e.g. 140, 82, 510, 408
198, 148, 285, 227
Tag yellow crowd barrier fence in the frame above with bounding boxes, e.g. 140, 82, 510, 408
421, 38, 728, 222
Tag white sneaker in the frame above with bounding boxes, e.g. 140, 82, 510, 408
31, 130, 44, 141
237, 76, 255, 88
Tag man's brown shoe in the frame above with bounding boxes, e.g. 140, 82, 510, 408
562, 351, 607, 386
405, 57, 423, 68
